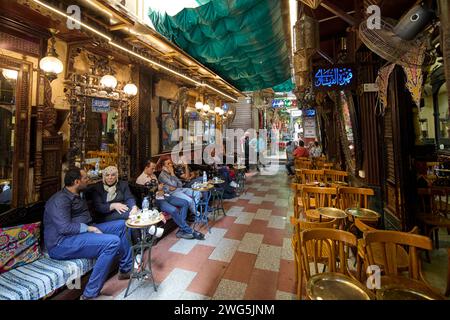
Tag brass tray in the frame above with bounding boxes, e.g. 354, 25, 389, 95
126, 214, 163, 228
210, 179, 225, 185
377, 276, 445, 300
345, 208, 381, 219
331, 181, 348, 186
317, 207, 348, 219
307, 273, 375, 300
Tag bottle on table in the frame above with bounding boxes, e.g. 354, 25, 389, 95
142, 197, 149, 212
203, 171, 207, 184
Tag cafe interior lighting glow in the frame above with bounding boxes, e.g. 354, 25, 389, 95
123, 83, 138, 96
100, 74, 118, 90
195, 101, 204, 110
2, 68, 18, 81
32, 0, 238, 102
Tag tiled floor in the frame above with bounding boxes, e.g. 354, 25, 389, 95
103, 168, 297, 300
101, 166, 449, 300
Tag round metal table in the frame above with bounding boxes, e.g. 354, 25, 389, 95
192, 183, 214, 232
376, 276, 445, 300
345, 207, 381, 220
306, 272, 375, 300
317, 207, 348, 229
124, 212, 163, 297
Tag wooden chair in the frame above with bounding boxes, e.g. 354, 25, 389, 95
296, 169, 325, 185
338, 187, 375, 210
301, 186, 338, 221
324, 169, 348, 183
294, 158, 312, 170
300, 228, 358, 297
416, 187, 450, 250
354, 219, 419, 281
291, 183, 303, 219
317, 162, 334, 170
290, 218, 338, 299
363, 230, 432, 283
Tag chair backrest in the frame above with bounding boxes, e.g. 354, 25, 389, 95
430, 186, 450, 217
295, 158, 312, 170
291, 183, 303, 218
324, 169, 348, 182
337, 187, 375, 210
363, 230, 433, 280
301, 186, 337, 211
300, 228, 357, 278
297, 169, 325, 184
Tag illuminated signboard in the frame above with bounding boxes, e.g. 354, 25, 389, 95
313, 65, 355, 91
92, 98, 110, 112
304, 109, 316, 117
272, 99, 298, 108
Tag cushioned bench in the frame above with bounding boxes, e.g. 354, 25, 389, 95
0, 252, 94, 300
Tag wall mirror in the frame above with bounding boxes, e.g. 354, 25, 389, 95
84, 98, 120, 170
0, 67, 17, 208
336, 90, 361, 175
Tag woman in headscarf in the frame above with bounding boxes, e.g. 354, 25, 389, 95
91, 166, 139, 222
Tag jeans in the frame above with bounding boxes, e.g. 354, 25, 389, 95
156, 196, 192, 234
286, 160, 294, 175
171, 188, 201, 214
48, 220, 132, 298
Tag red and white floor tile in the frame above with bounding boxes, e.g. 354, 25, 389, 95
102, 170, 298, 300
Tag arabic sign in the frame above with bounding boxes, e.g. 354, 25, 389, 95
92, 98, 111, 112
313, 65, 356, 91
272, 99, 298, 108
304, 118, 317, 138
304, 109, 316, 117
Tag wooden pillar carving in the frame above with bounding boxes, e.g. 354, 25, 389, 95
438, 0, 450, 113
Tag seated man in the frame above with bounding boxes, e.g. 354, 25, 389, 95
158, 158, 201, 218
136, 161, 204, 240
293, 140, 310, 158
43, 168, 132, 300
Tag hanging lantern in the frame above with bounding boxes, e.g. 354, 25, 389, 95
202, 103, 210, 112
214, 106, 222, 114
295, 14, 319, 58
100, 74, 118, 90
123, 83, 138, 96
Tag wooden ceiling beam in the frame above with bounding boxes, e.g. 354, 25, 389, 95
319, 0, 357, 26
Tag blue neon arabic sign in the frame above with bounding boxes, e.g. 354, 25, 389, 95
314, 66, 355, 91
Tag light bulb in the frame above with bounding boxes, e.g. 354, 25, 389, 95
100, 75, 117, 89
214, 107, 222, 114
39, 56, 63, 74
2, 68, 18, 80
124, 83, 138, 96
203, 103, 210, 112
195, 101, 204, 110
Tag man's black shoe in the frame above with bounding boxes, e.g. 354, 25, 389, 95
176, 230, 195, 239
193, 230, 205, 240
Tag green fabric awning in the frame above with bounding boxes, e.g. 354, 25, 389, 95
148, 0, 291, 92
272, 79, 294, 92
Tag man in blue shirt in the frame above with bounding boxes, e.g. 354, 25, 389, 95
43, 168, 132, 300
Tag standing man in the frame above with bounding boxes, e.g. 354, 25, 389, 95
43, 168, 133, 300
285, 141, 296, 176
249, 131, 266, 172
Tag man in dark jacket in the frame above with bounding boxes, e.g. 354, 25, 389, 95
43, 168, 132, 300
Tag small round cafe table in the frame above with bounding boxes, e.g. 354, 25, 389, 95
192, 183, 214, 232
317, 207, 348, 229
209, 178, 226, 220
376, 276, 445, 300
306, 272, 375, 300
124, 212, 163, 298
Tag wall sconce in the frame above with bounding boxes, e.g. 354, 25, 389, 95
123, 83, 138, 96
419, 118, 428, 139
1, 68, 18, 81
39, 29, 63, 82
195, 101, 204, 111
100, 74, 117, 91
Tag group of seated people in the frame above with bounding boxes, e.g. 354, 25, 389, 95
43, 154, 237, 300
285, 140, 323, 176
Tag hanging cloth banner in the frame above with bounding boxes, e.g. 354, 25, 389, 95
401, 42, 427, 108
375, 63, 396, 113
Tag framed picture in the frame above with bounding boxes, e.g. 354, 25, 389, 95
160, 98, 178, 153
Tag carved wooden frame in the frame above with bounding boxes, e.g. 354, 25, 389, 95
0, 54, 33, 207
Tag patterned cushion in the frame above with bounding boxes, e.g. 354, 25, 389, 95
0, 222, 41, 274
0, 253, 94, 300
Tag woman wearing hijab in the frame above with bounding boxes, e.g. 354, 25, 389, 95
91, 166, 139, 222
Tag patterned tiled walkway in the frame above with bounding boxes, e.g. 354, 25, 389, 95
101, 169, 296, 300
